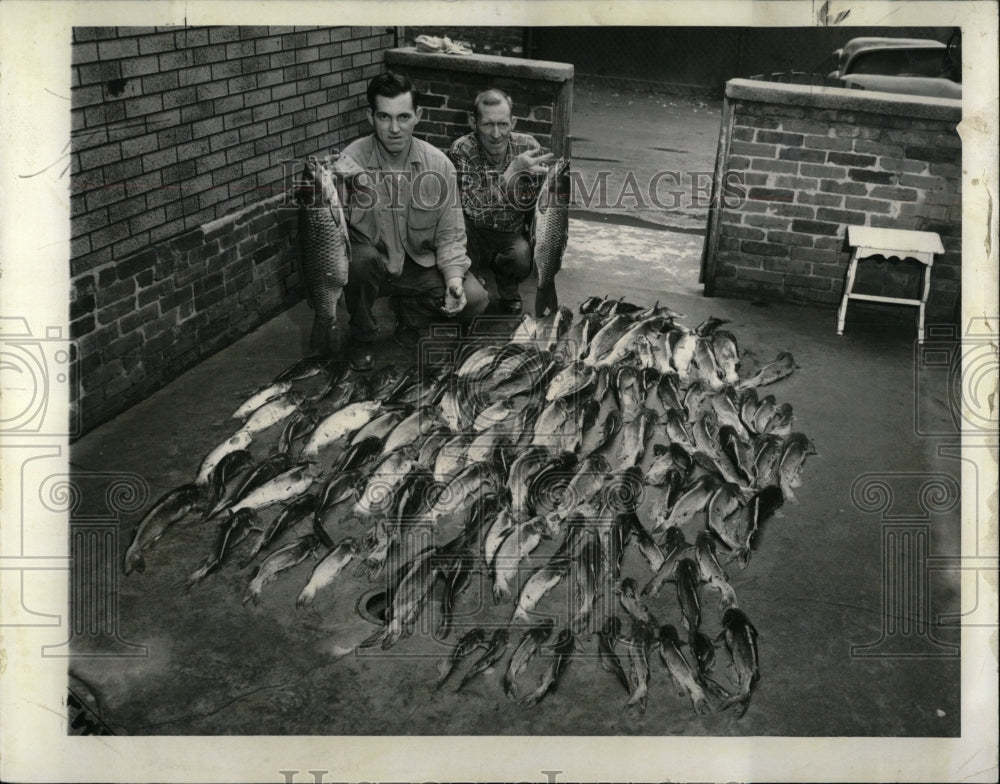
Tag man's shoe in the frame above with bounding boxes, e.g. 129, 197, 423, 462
393, 324, 421, 349
347, 342, 375, 372
497, 298, 523, 315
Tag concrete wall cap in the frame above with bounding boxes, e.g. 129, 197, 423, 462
725, 78, 961, 122
386, 47, 573, 82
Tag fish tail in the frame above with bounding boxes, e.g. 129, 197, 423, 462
492, 582, 510, 604
242, 578, 264, 606
502, 673, 518, 699
295, 588, 314, 609
122, 550, 143, 576
534, 282, 558, 319
717, 690, 750, 717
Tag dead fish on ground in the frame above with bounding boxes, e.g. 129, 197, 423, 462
518, 627, 576, 707
511, 555, 571, 624
491, 516, 553, 603
243, 534, 322, 606
640, 525, 690, 598
503, 618, 555, 699
712, 329, 740, 386
231, 379, 294, 420
658, 624, 712, 717
300, 401, 382, 457
237, 392, 305, 436
242, 493, 319, 567
778, 432, 817, 504
736, 351, 796, 391
203, 452, 296, 522
185, 509, 256, 589
194, 430, 254, 487
122, 484, 206, 575
624, 619, 655, 716
598, 616, 631, 694
434, 627, 488, 690
456, 627, 510, 692
227, 464, 319, 516
296, 537, 357, 608
716, 607, 761, 718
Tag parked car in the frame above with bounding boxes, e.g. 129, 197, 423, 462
827, 34, 961, 99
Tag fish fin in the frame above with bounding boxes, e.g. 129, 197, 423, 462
534, 282, 559, 319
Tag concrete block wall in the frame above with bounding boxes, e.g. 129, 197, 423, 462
703, 79, 961, 324
385, 48, 574, 158
400, 27, 526, 57
70, 26, 396, 433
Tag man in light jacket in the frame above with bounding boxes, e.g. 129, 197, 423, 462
329, 73, 488, 371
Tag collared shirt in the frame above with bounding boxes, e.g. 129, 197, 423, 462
338, 135, 471, 282
449, 131, 543, 233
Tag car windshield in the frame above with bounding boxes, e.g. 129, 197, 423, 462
848, 48, 956, 80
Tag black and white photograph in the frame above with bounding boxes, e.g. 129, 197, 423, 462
0, 1, 996, 782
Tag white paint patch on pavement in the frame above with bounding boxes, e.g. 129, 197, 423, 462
563, 217, 704, 296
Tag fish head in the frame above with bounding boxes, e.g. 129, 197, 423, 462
640, 365, 661, 392
545, 157, 571, 197
617, 577, 638, 598
695, 530, 716, 552
662, 525, 687, 550
658, 624, 681, 646
721, 606, 751, 630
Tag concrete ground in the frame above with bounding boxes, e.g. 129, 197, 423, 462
69, 213, 961, 736
571, 81, 721, 232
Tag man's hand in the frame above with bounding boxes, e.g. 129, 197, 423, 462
504, 148, 553, 180
442, 277, 467, 315
324, 152, 367, 182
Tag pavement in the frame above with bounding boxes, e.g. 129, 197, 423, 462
69, 215, 960, 737
571, 81, 721, 232
66, 83, 962, 742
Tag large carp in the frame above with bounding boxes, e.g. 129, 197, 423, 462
296, 156, 351, 357
532, 158, 571, 318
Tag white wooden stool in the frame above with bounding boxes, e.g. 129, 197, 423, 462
837, 225, 945, 344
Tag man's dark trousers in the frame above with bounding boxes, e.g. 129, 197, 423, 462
344, 240, 489, 344
464, 221, 533, 303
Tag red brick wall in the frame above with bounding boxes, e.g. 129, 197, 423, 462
70, 26, 396, 434
385, 48, 573, 157
704, 79, 960, 323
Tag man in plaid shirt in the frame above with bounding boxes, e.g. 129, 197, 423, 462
449, 89, 553, 315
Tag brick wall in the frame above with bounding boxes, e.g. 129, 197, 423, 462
385, 48, 573, 158
401, 27, 525, 57
70, 26, 396, 434
703, 79, 961, 323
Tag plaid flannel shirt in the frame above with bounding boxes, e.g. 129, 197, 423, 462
449, 131, 543, 233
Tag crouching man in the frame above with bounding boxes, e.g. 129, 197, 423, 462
327, 73, 488, 371
449, 88, 552, 315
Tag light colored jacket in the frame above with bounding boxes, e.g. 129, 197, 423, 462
339, 135, 471, 282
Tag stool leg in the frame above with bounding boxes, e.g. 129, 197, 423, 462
917, 261, 933, 345
837, 250, 860, 336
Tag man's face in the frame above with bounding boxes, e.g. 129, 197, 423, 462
474, 102, 513, 157
368, 92, 422, 155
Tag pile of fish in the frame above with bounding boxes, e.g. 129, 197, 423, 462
122, 296, 815, 720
